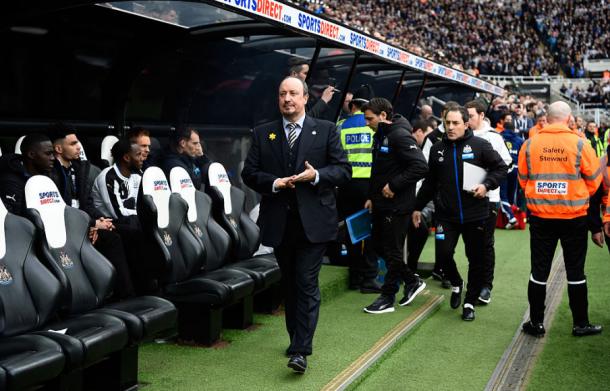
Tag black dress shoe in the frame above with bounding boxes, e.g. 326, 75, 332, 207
572, 323, 603, 337
522, 321, 545, 337
450, 283, 463, 309
287, 354, 307, 373
462, 306, 475, 321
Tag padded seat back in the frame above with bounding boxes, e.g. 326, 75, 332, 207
25, 176, 115, 315
0, 200, 62, 337
14, 136, 25, 154
170, 167, 231, 272
138, 167, 204, 284
100, 135, 119, 167
208, 163, 261, 260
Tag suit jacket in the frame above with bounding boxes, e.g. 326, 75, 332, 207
242, 115, 351, 247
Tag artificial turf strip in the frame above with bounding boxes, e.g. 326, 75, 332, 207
526, 242, 610, 391
138, 266, 432, 391
348, 229, 533, 390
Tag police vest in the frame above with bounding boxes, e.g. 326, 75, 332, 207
339, 112, 374, 179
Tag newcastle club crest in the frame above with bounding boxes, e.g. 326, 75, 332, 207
228, 216, 238, 229
59, 251, 74, 269
163, 231, 173, 246
0, 264, 13, 285
192, 224, 203, 238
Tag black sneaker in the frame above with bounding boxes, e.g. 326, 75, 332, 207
399, 278, 426, 306
450, 283, 463, 309
522, 321, 545, 337
431, 270, 443, 281
363, 295, 395, 314
478, 287, 492, 304
462, 304, 475, 321
572, 323, 603, 337
441, 278, 452, 289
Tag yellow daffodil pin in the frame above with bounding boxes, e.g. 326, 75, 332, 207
269, 132, 277, 141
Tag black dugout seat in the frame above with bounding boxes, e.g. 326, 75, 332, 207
0, 200, 65, 391
178, 166, 280, 294
25, 175, 176, 389
206, 164, 280, 283
137, 167, 255, 344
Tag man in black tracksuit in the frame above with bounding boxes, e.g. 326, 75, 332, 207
361, 98, 429, 314
413, 106, 507, 321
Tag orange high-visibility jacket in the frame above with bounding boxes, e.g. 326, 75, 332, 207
518, 123, 602, 219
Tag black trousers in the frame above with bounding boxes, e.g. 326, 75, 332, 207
481, 202, 499, 290
435, 219, 486, 306
372, 211, 417, 297
94, 229, 135, 300
338, 179, 378, 282
275, 212, 327, 356
406, 219, 430, 273
528, 216, 589, 326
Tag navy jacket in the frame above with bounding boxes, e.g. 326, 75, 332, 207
242, 115, 352, 246
415, 129, 508, 223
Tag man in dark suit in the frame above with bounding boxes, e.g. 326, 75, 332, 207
242, 76, 351, 373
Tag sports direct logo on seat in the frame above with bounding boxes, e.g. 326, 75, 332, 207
179, 178, 193, 189
153, 180, 169, 191
38, 191, 62, 205
535, 181, 568, 195
216, 173, 230, 183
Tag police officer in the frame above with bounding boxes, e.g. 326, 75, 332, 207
361, 98, 429, 314
519, 101, 603, 337
336, 85, 379, 292
413, 106, 507, 321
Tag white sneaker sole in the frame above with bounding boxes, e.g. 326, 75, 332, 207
399, 282, 427, 306
363, 306, 395, 314
478, 296, 491, 304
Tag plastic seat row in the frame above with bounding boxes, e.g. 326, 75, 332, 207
137, 165, 281, 345
0, 176, 177, 391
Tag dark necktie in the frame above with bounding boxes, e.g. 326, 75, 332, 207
287, 122, 297, 149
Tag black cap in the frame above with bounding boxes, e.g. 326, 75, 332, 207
352, 84, 374, 103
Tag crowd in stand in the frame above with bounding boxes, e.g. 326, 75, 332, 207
530, 0, 610, 77
560, 79, 610, 107
293, 0, 609, 79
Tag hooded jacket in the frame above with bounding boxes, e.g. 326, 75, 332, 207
415, 128, 508, 223
369, 114, 428, 213
0, 153, 31, 215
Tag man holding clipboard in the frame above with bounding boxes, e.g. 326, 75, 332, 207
413, 106, 507, 321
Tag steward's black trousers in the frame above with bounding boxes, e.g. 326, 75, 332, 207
435, 219, 486, 306
372, 211, 417, 297
528, 216, 589, 326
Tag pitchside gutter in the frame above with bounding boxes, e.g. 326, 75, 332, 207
485, 250, 567, 391
209, 0, 505, 97
321, 291, 444, 391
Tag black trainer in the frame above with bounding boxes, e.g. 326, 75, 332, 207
364, 295, 395, 314
287, 354, 307, 373
478, 287, 492, 304
522, 321, 545, 337
399, 278, 426, 306
431, 270, 443, 281
450, 283, 463, 309
462, 305, 475, 321
572, 323, 603, 337
441, 278, 452, 289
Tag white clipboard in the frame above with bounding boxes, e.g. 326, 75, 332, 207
463, 162, 487, 192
